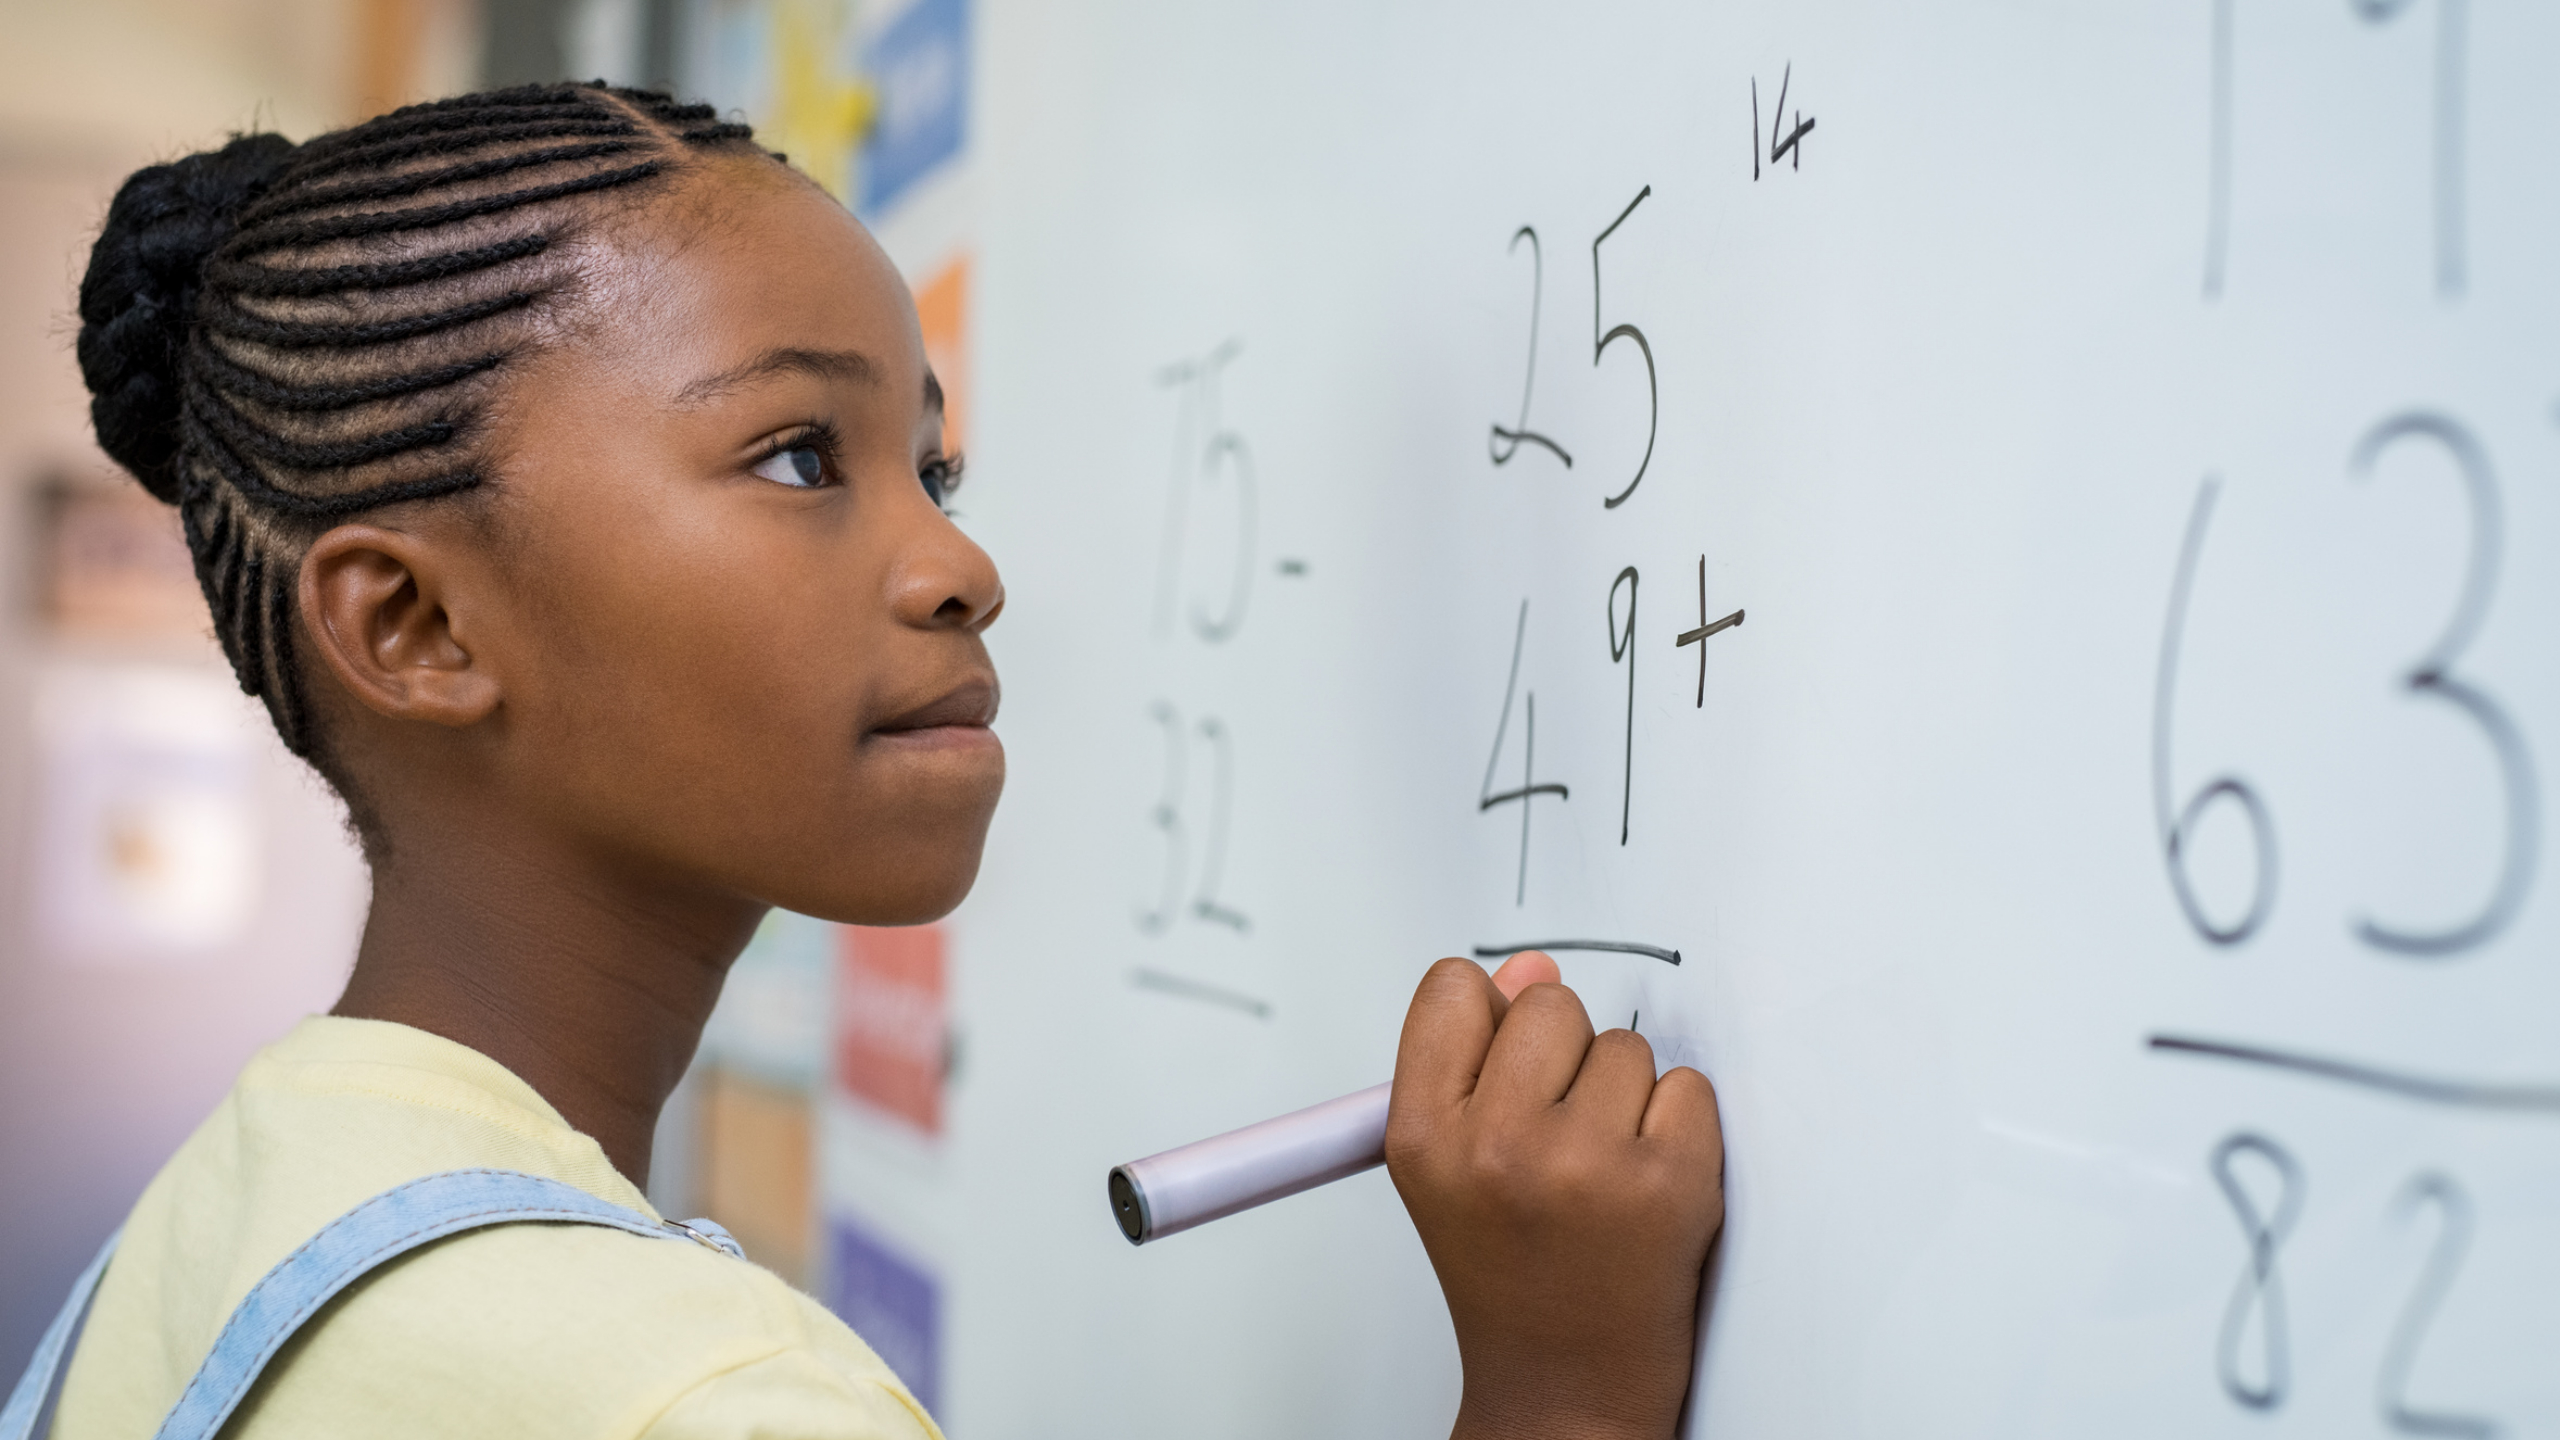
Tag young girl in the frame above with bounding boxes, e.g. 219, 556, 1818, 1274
21, 83, 1723, 1440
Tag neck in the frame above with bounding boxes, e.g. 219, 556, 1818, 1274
333, 820, 766, 1188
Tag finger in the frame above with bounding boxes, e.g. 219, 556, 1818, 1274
1639, 1065, 1725, 1169
1473, 982, 1595, 1110
1488, 949, 1560, 1002
1563, 1027, 1658, 1137
1392, 956, 1506, 1115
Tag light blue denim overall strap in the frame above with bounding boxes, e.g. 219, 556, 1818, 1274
2, 1168, 743, 1440
0, 1230, 119, 1440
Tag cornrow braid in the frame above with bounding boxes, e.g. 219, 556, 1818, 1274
242, 139, 653, 222
226, 159, 671, 250
286, 117, 644, 185
75, 83, 780, 795
207, 233, 554, 298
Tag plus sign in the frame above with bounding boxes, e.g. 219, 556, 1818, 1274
1675, 554, 1743, 707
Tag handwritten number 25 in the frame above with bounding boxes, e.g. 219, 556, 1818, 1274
1490, 228, 1571, 468
1489, 186, 1659, 509
1592, 186, 1657, 509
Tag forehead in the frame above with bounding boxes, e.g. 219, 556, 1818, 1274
569, 160, 925, 398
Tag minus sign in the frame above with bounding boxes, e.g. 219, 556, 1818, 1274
1131, 966, 1274, 1020
1276, 559, 1309, 576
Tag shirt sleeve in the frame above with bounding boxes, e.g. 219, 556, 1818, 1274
636, 1348, 944, 1440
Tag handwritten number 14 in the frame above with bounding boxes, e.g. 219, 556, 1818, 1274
1753, 64, 1815, 179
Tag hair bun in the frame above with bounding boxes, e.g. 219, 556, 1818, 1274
76, 132, 299, 502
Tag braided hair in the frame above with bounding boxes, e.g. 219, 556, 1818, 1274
75, 83, 777, 800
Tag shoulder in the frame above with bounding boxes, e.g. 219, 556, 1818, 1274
640, 1348, 943, 1440
230, 1221, 935, 1440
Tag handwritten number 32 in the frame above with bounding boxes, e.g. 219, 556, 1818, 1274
1136, 702, 1249, 936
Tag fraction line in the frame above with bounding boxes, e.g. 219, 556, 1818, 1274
1132, 967, 1273, 1019
1474, 940, 1682, 966
2148, 1033, 2560, 1113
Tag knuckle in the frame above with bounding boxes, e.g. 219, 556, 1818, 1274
1461, 1127, 1532, 1187
1510, 983, 1589, 1028
1422, 955, 1485, 990
1667, 1063, 1719, 1104
1479, 1126, 1615, 1210
1591, 1027, 1654, 1066
1382, 1126, 1431, 1178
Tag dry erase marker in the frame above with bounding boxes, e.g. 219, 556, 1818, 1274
1108, 1082, 1390, 1244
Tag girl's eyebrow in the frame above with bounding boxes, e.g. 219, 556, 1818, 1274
673, 346, 881, 406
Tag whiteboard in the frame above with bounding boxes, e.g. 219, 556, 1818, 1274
925, 2, 2560, 1435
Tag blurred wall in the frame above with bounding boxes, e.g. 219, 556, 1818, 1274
0, 0, 474, 1372
489, 0, 687, 92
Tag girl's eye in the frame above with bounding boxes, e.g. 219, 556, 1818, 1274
921, 454, 964, 509
751, 443, 828, 489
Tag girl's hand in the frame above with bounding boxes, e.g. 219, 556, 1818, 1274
1386, 953, 1725, 1440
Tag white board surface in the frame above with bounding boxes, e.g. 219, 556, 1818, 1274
936, 3, 2560, 1435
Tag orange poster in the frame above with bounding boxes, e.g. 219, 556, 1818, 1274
911, 255, 969, 459
834, 924, 946, 1136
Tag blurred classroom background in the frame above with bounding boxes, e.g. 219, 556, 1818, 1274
0, 0, 971, 1408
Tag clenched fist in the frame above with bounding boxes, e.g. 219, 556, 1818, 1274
1387, 952, 1725, 1440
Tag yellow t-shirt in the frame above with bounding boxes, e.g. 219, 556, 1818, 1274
52, 1016, 940, 1440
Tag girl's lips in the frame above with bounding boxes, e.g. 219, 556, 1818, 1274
868, 723, 1001, 753
869, 674, 1001, 754
872, 675, 999, 735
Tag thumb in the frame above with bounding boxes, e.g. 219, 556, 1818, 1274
1489, 949, 1561, 1002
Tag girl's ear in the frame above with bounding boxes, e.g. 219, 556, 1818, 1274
297, 524, 502, 728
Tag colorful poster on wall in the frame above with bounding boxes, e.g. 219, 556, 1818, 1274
688, 0, 875, 204
826, 1209, 942, 1413
36, 480, 204, 638
697, 1067, 815, 1286
911, 254, 969, 456
834, 923, 947, 1135
30, 664, 263, 966
859, 0, 967, 217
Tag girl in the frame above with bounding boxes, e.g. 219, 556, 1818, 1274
20, 83, 1722, 1440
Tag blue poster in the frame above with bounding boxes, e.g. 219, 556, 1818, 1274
826, 1211, 942, 1414
860, 0, 968, 216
